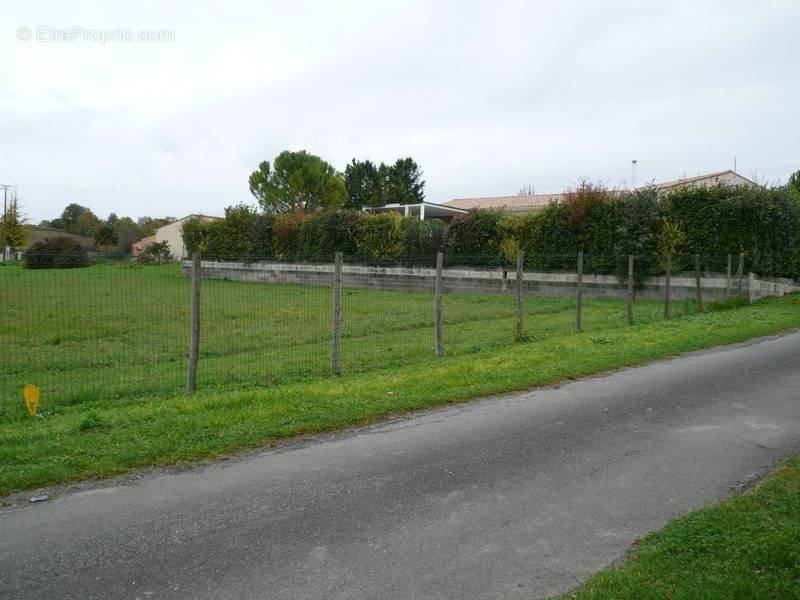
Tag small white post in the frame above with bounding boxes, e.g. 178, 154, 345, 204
419, 203, 426, 220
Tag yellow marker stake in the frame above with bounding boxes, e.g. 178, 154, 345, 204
23, 384, 40, 416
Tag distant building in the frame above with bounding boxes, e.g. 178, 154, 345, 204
132, 234, 156, 257
650, 169, 758, 192
440, 170, 759, 214
132, 214, 221, 259
442, 193, 565, 215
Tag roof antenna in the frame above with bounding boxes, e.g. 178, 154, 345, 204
631, 159, 638, 189
734, 156, 737, 173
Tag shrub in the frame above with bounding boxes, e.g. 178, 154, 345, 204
137, 241, 173, 264
272, 211, 312, 259
354, 212, 406, 261
662, 184, 800, 277
296, 210, 360, 259
182, 205, 274, 260
24, 237, 89, 269
515, 204, 578, 270
444, 210, 506, 265
402, 217, 445, 256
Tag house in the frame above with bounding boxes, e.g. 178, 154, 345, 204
440, 170, 759, 214
443, 193, 565, 215
132, 214, 221, 259
132, 234, 156, 257
361, 202, 467, 221
651, 169, 758, 192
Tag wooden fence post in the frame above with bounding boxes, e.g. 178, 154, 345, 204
694, 254, 704, 312
576, 251, 583, 332
626, 254, 634, 325
664, 254, 672, 320
186, 252, 201, 393
736, 252, 744, 296
435, 251, 444, 357
726, 253, 732, 299
514, 250, 524, 341
331, 252, 342, 375
748, 271, 755, 304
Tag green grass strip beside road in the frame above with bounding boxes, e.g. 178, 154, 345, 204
1, 293, 800, 495
562, 455, 800, 598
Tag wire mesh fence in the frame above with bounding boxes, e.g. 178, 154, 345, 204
1, 251, 796, 420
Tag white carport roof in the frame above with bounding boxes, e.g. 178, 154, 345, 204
362, 202, 467, 220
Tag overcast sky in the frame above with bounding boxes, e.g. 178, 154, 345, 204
2, 1, 798, 223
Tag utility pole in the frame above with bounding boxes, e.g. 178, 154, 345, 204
2, 184, 9, 262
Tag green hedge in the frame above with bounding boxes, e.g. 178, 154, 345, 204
180, 185, 800, 279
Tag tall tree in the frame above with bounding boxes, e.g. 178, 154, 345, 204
249, 150, 346, 213
1, 195, 28, 250
59, 203, 100, 236
789, 170, 800, 194
380, 157, 425, 205
343, 159, 382, 209
115, 217, 143, 253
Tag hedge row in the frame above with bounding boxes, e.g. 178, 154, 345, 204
182, 205, 444, 262
182, 184, 800, 279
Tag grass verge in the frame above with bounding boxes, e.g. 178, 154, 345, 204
1, 293, 800, 495
561, 455, 800, 598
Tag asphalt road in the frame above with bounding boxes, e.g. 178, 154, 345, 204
3, 332, 800, 599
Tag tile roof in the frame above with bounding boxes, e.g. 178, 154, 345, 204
443, 193, 564, 212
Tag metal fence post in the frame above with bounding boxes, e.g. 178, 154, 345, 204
331, 252, 343, 375
664, 254, 672, 320
186, 252, 201, 393
627, 254, 634, 325
514, 250, 524, 341
576, 251, 583, 332
694, 254, 704, 312
435, 251, 444, 357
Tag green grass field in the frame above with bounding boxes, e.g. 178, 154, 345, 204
0, 261, 670, 418
1, 262, 800, 495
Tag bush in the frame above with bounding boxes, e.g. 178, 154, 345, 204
354, 212, 406, 261
402, 217, 445, 256
137, 241, 173, 264
444, 210, 506, 265
24, 237, 89, 269
272, 212, 312, 259
297, 210, 360, 259
182, 205, 274, 260
663, 184, 800, 277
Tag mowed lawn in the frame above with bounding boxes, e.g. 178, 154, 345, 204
2, 262, 800, 494
0, 261, 666, 418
